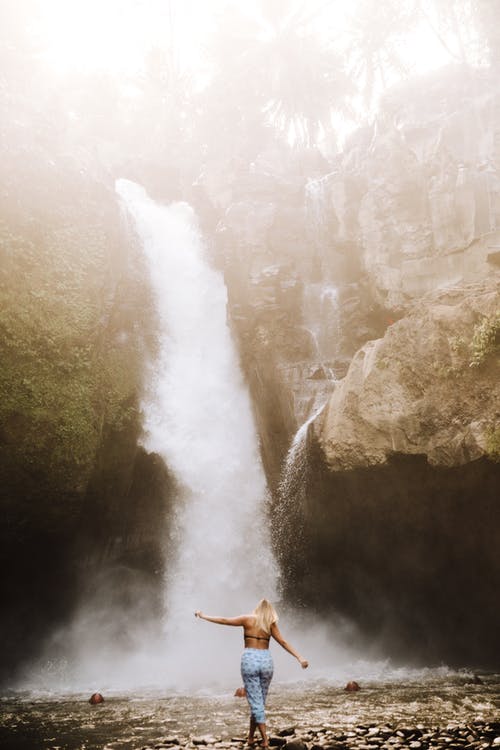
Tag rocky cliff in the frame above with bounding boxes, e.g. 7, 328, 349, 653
270, 280, 499, 665
0, 89, 170, 682
207, 66, 500, 665
318, 281, 499, 470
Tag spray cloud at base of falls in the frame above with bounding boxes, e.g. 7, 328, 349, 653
115, 179, 277, 687
15, 182, 396, 695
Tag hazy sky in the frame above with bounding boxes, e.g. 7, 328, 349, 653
35, 0, 455, 79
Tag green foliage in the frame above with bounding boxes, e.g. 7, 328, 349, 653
0, 214, 144, 494
469, 313, 500, 368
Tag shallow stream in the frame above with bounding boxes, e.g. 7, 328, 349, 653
1, 672, 498, 750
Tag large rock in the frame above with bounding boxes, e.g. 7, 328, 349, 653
317, 280, 500, 469
273, 279, 500, 665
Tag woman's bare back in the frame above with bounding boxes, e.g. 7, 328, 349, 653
243, 615, 271, 649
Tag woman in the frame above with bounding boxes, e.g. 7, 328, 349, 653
195, 599, 308, 748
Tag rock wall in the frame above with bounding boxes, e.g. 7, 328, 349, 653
212, 71, 500, 483
0, 91, 170, 682
208, 66, 500, 665
323, 66, 500, 312
277, 280, 499, 666
318, 281, 499, 470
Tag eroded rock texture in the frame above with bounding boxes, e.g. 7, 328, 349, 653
279, 281, 499, 665
318, 281, 499, 469
213, 68, 500, 492
325, 67, 500, 312
266, 71, 500, 665
207, 67, 500, 665
0, 90, 170, 681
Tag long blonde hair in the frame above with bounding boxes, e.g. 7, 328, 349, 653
253, 599, 278, 634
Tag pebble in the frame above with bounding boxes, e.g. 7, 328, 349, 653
136, 723, 500, 750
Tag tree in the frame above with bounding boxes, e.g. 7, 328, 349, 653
198, 0, 352, 151
344, 0, 415, 114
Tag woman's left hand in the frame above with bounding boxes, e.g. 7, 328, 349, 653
194, 610, 203, 618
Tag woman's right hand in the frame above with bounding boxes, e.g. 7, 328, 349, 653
299, 658, 309, 669
194, 610, 203, 618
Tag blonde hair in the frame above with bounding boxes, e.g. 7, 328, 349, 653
253, 599, 278, 634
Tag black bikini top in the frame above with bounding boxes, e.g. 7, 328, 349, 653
244, 633, 270, 643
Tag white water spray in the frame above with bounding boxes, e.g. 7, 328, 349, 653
116, 180, 277, 687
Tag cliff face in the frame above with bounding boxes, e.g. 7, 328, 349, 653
321, 67, 500, 312
276, 280, 499, 666
318, 281, 499, 470
2, 58, 499, 677
211, 68, 500, 491
0, 92, 169, 681
209, 67, 500, 665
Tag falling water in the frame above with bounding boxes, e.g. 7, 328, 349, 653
305, 173, 335, 253
302, 282, 340, 366
277, 404, 325, 522
116, 180, 277, 687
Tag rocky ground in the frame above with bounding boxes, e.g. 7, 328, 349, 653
137, 722, 500, 750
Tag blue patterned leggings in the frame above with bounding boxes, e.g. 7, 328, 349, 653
240, 648, 274, 724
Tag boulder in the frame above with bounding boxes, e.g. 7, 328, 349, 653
317, 280, 500, 470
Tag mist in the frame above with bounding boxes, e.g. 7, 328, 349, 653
1, 5, 499, 750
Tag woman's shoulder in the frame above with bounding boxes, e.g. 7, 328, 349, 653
242, 614, 257, 626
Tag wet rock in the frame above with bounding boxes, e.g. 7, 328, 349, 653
191, 737, 218, 746
270, 739, 287, 747
283, 742, 307, 750
345, 682, 361, 692
89, 692, 104, 705
279, 729, 297, 737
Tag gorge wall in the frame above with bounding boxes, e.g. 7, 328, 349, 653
0, 89, 171, 682
1, 61, 499, 682
208, 66, 500, 666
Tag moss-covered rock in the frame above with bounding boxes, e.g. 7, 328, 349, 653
0, 81, 166, 680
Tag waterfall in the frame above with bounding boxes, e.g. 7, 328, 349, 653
273, 404, 325, 601
115, 180, 277, 687
277, 404, 325, 520
302, 282, 340, 367
305, 173, 335, 252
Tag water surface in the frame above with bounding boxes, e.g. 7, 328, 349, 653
1, 673, 498, 750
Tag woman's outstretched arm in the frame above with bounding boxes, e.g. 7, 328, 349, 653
270, 623, 309, 668
194, 611, 249, 626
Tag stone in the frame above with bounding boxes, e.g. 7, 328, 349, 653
192, 738, 217, 746
283, 743, 307, 750
88, 693, 104, 705
345, 681, 361, 692
318, 280, 500, 470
